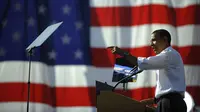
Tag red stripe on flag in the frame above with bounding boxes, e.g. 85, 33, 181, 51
187, 86, 200, 105
91, 46, 200, 67
0, 83, 155, 106
91, 4, 200, 26
0, 83, 199, 106
0, 83, 96, 107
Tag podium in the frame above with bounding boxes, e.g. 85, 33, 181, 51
96, 81, 155, 112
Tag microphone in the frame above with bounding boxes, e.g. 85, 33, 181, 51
112, 69, 143, 91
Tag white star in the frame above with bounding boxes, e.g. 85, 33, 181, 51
12, 32, 21, 42
61, 34, 71, 45
62, 4, 71, 15
75, 21, 83, 30
74, 49, 83, 59
38, 5, 46, 15
0, 48, 6, 57
27, 17, 35, 27
48, 50, 57, 60
2, 20, 7, 28
15, 3, 21, 11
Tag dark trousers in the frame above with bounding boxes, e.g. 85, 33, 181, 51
155, 92, 187, 112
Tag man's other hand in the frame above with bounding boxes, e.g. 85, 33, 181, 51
107, 46, 126, 56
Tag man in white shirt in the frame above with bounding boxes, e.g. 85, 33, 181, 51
108, 29, 187, 112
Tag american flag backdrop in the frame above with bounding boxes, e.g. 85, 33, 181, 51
0, 0, 200, 112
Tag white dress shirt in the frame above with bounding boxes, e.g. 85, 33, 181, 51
137, 46, 186, 98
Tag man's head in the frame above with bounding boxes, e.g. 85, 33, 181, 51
150, 29, 171, 54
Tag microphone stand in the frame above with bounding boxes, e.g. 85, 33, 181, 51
122, 82, 128, 91
112, 70, 143, 91
26, 47, 35, 112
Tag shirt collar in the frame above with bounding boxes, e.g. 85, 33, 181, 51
160, 46, 172, 54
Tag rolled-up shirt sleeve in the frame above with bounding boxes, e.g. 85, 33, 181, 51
137, 53, 169, 70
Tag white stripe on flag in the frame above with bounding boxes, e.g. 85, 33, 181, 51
0, 61, 199, 88
0, 102, 96, 112
90, 25, 200, 48
90, 0, 200, 8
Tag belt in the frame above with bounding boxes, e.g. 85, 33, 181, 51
154, 92, 184, 104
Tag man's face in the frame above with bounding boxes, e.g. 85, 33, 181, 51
150, 33, 166, 54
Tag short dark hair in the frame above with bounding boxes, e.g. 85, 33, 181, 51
152, 29, 171, 45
